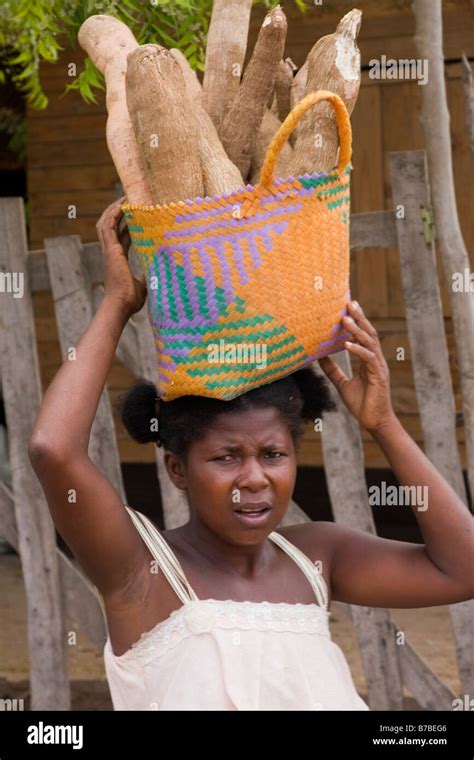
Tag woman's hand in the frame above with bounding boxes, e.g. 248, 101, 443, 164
318, 301, 396, 433
96, 197, 147, 318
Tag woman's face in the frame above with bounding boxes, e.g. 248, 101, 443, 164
164, 407, 297, 545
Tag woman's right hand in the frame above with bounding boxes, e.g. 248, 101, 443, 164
96, 197, 147, 317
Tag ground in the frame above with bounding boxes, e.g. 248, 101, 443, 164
0, 553, 461, 710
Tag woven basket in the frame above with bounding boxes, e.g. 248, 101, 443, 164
122, 90, 353, 401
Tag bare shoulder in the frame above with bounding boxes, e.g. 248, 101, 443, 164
275, 520, 340, 578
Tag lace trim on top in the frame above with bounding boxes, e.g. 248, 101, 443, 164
108, 598, 331, 666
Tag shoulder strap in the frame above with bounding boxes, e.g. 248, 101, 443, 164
269, 531, 328, 610
125, 506, 199, 604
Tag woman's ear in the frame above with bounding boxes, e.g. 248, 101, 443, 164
163, 450, 187, 491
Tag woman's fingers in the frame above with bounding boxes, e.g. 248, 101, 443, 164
318, 355, 349, 393
344, 301, 388, 368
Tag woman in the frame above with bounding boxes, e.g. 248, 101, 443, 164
29, 199, 474, 711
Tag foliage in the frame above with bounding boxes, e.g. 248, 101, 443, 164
0, 0, 308, 109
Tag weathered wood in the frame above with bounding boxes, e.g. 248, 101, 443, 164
341, 601, 458, 709
0, 480, 106, 650
220, 6, 288, 178
316, 356, 404, 710
0, 197, 70, 710
125, 45, 203, 205
350, 211, 397, 250
202, 0, 253, 133
461, 53, 474, 155
44, 235, 126, 501
413, 0, 474, 514
290, 9, 362, 175
170, 48, 243, 196
394, 621, 458, 710
350, 86, 388, 318
389, 149, 474, 696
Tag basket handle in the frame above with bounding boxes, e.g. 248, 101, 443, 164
258, 90, 352, 191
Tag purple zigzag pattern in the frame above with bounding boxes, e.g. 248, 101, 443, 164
153, 220, 290, 371
165, 200, 303, 239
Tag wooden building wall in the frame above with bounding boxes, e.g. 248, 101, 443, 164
26, 0, 474, 468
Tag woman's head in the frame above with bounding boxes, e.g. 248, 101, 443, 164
117, 368, 336, 544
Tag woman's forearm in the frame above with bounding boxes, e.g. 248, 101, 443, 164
30, 296, 130, 457
370, 415, 474, 582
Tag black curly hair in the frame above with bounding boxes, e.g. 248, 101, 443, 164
116, 367, 337, 460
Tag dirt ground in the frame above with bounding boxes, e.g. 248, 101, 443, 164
0, 553, 461, 710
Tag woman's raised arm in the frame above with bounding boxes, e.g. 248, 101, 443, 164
28, 199, 151, 599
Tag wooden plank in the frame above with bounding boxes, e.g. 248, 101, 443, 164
0, 197, 70, 710
350, 211, 398, 249
447, 75, 474, 270
28, 114, 107, 143
341, 602, 458, 709
29, 242, 105, 291
28, 139, 112, 168
381, 82, 425, 318
44, 235, 126, 501
395, 624, 458, 710
29, 165, 118, 192
0, 482, 107, 651
30, 217, 103, 248
29, 190, 116, 217
315, 355, 404, 709
351, 85, 387, 316
389, 149, 474, 696
27, 91, 105, 118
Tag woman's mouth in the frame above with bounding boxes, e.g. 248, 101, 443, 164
233, 503, 272, 526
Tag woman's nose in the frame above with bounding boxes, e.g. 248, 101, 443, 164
235, 457, 269, 489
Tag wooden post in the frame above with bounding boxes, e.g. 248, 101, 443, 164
389, 149, 474, 697
316, 358, 404, 710
0, 482, 106, 650
412, 0, 474, 510
461, 53, 474, 156
0, 198, 70, 709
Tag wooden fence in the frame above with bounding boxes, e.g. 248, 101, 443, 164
0, 150, 472, 710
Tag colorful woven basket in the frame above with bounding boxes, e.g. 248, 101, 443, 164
122, 90, 353, 401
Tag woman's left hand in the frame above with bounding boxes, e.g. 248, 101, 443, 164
97, 196, 147, 318
318, 301, 396, 433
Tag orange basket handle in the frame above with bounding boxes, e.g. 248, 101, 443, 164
258, 90, 352, 191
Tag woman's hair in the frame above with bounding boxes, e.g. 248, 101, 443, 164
116, 367, 337, 460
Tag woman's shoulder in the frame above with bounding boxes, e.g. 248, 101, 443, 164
275, 520, 340, 569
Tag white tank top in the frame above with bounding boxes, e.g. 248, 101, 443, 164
103, 507, 369, 711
